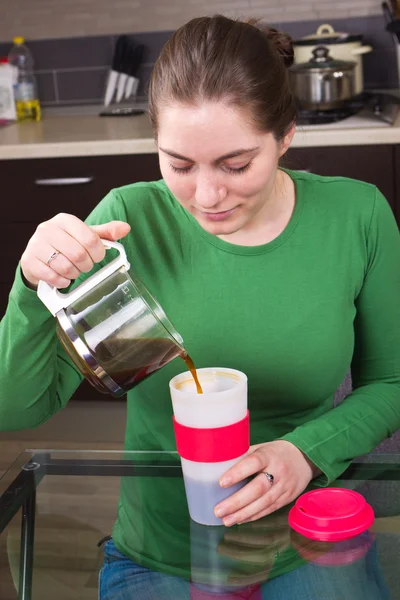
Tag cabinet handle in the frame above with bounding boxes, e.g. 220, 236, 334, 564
34, 177, 94, 186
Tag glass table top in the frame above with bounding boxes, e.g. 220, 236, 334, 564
1, 450, 400, 600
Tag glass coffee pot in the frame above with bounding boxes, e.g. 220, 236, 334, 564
37, 240, 186, 397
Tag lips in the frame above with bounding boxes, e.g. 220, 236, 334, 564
199, 208, 236, 222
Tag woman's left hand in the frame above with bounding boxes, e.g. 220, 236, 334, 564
214, 440, 320, 527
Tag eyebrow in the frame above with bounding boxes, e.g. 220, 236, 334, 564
158, 146, 260, 163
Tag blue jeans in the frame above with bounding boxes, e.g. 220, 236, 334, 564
99, 538, 392, 600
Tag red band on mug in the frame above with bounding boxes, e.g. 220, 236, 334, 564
173, 411, 250, 463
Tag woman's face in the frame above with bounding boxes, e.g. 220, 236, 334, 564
157, 101, 294, 239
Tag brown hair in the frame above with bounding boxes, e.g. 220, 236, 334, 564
148, 15, 297, 141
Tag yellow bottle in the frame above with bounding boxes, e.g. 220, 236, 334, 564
8, 36, 41, 122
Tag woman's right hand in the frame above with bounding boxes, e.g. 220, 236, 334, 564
20, 213, 131, 289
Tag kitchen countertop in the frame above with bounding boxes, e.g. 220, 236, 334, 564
1, 103, 400, 160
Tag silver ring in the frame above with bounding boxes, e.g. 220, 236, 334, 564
264, 472, 274, 485
47, 250, 60, 265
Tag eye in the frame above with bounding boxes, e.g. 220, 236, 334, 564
169, 164, 193, 174
169, 162, 252, 175
224, 162, 252, 175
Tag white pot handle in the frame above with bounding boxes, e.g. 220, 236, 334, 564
351, 45, 373, 55
316, 24, 335, 36
37, 240, 131, 316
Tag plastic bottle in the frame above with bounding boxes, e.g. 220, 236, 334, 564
8, 36, 41, 122
0, 58, 16, 121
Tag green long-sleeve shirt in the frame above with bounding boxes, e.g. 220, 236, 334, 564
0, 168, 399, 571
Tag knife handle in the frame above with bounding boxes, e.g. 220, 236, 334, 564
116, 73, 128, 103
104, 70, 119, 106
131, 78, 140, 98
125, 76, 135, 99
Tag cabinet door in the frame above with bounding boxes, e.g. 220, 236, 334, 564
0, 283, 12, 316
1, 222, 36, 284
394, 146, 400, 223
283, 145, 396, 217
0, 154, 161, 402
0, 154, 161, 223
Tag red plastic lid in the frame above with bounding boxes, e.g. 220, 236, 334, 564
288, 488, 374, 542
0, 57, 8, 64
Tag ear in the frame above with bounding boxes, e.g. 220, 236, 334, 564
278, 122, 296, 158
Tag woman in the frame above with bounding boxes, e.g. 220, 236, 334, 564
0, 14, 398, 599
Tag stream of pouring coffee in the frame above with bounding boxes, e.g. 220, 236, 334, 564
182, 353, 203, 394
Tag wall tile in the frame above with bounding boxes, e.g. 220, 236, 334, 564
363, 49, 399, 87
33, 36, 114, 70
137, 64, 155, 95
0, 42, 9, 59
0, 0, 385, 41
1, 13, 396, 107
56, 67, 109, 102
35, 71, 57, 104
128, 31, 172, 63
0, 36, 114, 70
249, 0, 279, 7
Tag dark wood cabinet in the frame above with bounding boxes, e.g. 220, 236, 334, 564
0, 153, 161, 401
1, 154, 161, 223
394, 145, 400, 222
0, 153, 161, 284
283, 144, 396, 214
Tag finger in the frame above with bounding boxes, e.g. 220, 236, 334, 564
33, 243, 81, 281
39, 227, 95, 273
219, 449, 269, 487
226, 507, 290, 532
52, 213, 106, 263
257, 505, 292, 527
239, 512, 290, 533
29, 259, 71, 289
49, 254, 81, 280
243, 493, 292, 525
222, 480, 289, 527
215, 472, 279, 521
90, 220, 131, 242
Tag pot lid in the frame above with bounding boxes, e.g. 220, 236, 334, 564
289, 46, 356, 72
294, 23, 363, 46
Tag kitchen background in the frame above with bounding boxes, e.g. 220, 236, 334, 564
1, 6, 400, 597
0, 0, 397, 106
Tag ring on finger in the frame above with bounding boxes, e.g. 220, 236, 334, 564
263, 472, 274, 485
47, 250, 61, 265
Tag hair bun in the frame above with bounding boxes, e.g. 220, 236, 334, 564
264, 27, 294, 68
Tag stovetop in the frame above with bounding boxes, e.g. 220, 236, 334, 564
297, 91, 400, 127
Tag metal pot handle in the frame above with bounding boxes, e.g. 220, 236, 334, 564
37, 240, 131, 316
351, 45, 373, 55
316, 24, 336, 36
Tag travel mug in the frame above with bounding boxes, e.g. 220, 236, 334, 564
170, 367, 249, 526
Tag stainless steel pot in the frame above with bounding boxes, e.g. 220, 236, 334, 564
289, 46, 357, 111
293, 24, 372, 96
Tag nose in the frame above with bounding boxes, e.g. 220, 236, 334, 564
194, 172, 226, 209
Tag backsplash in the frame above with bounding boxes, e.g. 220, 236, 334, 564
0, 0, 383, 41
0, 16, 396, 107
